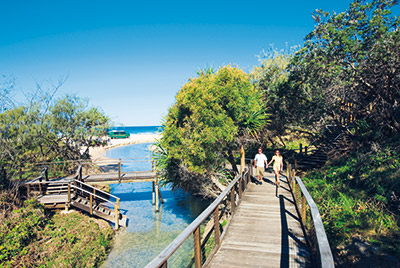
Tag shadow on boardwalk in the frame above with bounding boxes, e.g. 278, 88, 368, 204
208, 172, 312, 268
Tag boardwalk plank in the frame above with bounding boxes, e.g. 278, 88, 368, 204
208, 172, 311, 268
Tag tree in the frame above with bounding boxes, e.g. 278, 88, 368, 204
251, 48, 299, 146
287, 0, 400, 138
49, 95, 110, 159
155, 66, 267, 197
0, 94, 110, 184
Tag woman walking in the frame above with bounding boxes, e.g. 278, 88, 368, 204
268, 150, 283, 187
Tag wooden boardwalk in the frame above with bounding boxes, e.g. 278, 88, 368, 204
209, 171, 311, 268
83, 170, 157, 183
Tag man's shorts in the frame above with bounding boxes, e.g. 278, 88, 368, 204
256, 166, 264, 177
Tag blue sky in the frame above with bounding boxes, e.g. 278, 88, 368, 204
1, 1, 398, 126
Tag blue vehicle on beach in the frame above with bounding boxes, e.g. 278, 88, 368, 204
108, 130, 130, 139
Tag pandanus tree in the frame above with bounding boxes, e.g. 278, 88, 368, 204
154, 66, 267, 197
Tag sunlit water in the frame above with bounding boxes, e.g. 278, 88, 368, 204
101, 143, 210, 268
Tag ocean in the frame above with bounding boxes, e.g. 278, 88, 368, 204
108, 125, 162, 135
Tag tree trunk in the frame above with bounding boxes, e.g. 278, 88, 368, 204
240, 145, 245, 173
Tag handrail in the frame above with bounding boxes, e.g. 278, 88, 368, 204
70, 184, 117, 205
72, 165, 83, 181
20, 165, 122, 229
295, 176, 334, 268
286, 163, 334, 268
145, 167, 251, 268
72, 179, 120, 201
33, 157, 153, 166
26, 167, 48, 183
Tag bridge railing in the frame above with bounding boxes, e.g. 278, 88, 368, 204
22, 165, 122, 229
286, 163, 335, 268
69, 165, 122, 229
145, 165, 252, 268
23, 167, 49, 196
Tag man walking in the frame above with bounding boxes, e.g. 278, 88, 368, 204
254, 148, 268, 185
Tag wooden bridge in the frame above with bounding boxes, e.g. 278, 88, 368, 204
83, 170, 157, 184
20, 166, 131, 230
145, 164, 334, 268
208, 171, 309, 267
19, 159, 164, 230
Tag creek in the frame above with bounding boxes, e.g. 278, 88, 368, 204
101, 143, 210, 268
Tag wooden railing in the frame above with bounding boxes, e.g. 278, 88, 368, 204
286, 163, 335, 268
69, 176, 121, 230
24, 167, 49, 196
23, 165, 122, 230
145, 166, 252, 268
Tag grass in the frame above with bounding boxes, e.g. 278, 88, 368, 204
302, 146, 400, 264
0, 196, 113, 268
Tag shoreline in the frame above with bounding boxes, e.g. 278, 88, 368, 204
89, 134, 161, 163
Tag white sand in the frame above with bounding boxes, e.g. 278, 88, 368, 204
89, 134, 161, 163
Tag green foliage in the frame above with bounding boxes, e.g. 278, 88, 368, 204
0, 199, 49, 266
288, 0, 400, 134
303, 144, 400, 259
0, 198, 113, 268
0, 93, 110, 184
251, 48, 297, 145
155, 66, 267, 195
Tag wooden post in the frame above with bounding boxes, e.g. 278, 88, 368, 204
152, 181, 155, 205
305, 146, 308, 156
115, 204, 119, 230
214, 207, 220, 246
246, 167, 250, 186
118, 159, 121, 183
230, 190, 235, 213
238, 177, 242, 199
292, 170, 296, 199
194, 227, 202, 268
299, 143, 303, 154
302, 195, 306, 225
240, 145, 245, 173
67, 184, 71, 203
158, 188, 164, 204
155, 178, 159, 212
294, 159, 298, 170
90, 194, 93, 215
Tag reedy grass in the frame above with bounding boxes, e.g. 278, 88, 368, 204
302, 146, 400, 262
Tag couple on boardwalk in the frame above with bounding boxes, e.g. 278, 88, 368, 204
254, 148, 283, 186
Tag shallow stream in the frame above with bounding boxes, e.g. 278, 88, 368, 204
101, 143, 210, 267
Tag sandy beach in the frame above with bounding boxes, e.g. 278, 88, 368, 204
89, 134, 161, 163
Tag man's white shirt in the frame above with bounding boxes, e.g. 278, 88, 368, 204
254, 153, 267, 167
